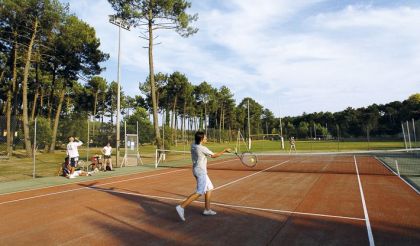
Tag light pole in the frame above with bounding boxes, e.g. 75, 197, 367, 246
109, 15, 130, 167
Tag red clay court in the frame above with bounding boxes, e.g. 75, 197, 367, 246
0, 153, 419, 245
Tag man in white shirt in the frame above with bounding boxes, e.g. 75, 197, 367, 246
66, 136, 83, 175
175, 131, 230, 221
101, 142, 113, 171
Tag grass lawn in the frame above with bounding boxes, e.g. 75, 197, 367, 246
0, 140, 408, 183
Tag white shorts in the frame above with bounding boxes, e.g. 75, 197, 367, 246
193, 172, 214, 195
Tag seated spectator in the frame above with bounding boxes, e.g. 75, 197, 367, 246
67, 169, 98, 179
62, 160, 99, 179
67, 168, 99, 179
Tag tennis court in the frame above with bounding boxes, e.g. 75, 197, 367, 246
0, 150, 419, 245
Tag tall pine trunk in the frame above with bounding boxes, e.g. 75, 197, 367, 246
219, 107, 222, 143
222, 108, 225, 141
47, 66, 56, 123
171, 96, 177, 143
148, 10, 162, 149
40, 88, 44, 109
182, 101, 186, 143
31, 56, 41, 121
50, 85, 65, 152
92, 91, 98, 139
6, 37, 18, 157
22, 18, 39, 156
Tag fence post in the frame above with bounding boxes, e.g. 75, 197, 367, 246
155, 148, 158, 168
406, 121, 412, 149
402, 122, 407, 150
412, 118, 417, 147
32, 117, 37, 179
87, 116, 90, 168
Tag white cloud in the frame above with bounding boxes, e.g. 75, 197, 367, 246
63, 0, 420, 116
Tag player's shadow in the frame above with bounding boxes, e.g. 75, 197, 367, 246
76, 183, 420, 245
78, 184, 196, 223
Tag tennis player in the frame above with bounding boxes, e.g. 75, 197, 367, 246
176, 131, 230, 221
289, 136, 296, 153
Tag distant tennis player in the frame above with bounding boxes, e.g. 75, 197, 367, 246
289, 136, 296, 153
176, 131, 230, 221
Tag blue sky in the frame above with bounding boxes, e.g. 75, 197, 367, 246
61, 0, 420, 117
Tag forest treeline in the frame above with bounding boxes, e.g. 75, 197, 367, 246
1, 1, 419, 157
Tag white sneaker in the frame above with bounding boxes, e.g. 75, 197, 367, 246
176, 205, 185, 221
68, 175, 75, 179
203, 209, 217, 216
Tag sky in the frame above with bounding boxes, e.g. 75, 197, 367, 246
61, 0, 420, 117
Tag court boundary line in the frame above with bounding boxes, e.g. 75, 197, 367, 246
0, 158, 237, 205
374, 157, 420, 195
87, 187, 366, 222
354, 156, 375, 246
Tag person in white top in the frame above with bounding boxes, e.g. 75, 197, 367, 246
66, 136, 83, 175
101, 142, 113, 171
289, 136, 296, 154
175, 131, 230, 221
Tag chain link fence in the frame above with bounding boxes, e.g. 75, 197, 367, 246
0, 115, 156, 182
0, 115, 21, 158
0, 115, 418, 181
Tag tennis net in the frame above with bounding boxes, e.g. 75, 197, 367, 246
154, 148, 420, 178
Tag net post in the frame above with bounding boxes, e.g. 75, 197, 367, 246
395, 160, 400, 176
155, 149, 158, 168
281, 136, 284, 150
120, 121, 127, 168
279, 117, 284, 150
248, 137, 252, 150
137, 121, 142, 165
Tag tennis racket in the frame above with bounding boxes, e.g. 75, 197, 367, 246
229, 149, 258, 167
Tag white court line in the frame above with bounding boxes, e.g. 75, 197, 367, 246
0, 158, 237, 205
1, 156, 368, 224
214, 160, 290, 190
0, 157, 238, 197
87, 187, 365, 222
354, 156, 375, 246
